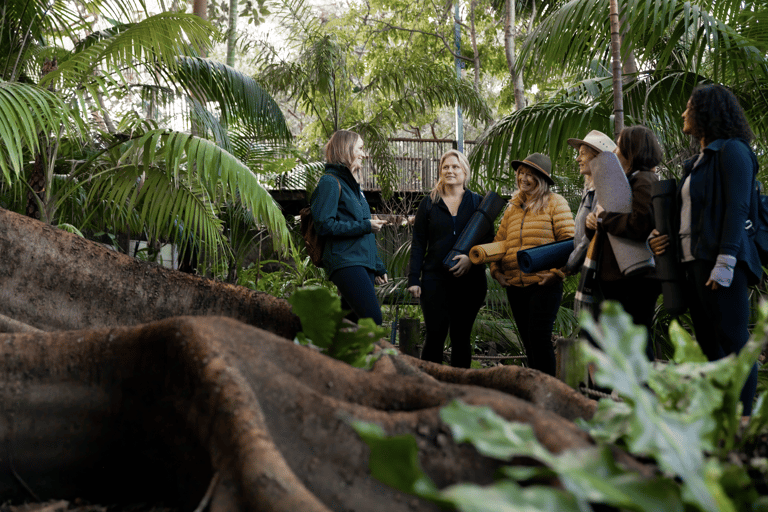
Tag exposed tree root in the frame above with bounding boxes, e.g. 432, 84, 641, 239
0, 208, 656, 510
0, 208, 298, 337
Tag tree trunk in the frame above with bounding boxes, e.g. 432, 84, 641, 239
469, 0, 481, 91
0, 207, 657, 511
609, 0, 624, 135
226, 0, 238, 67
504, 0, 525, 110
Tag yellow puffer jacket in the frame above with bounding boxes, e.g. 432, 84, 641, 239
490, 192, 575, 287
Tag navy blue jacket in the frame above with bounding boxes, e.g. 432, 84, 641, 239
408, 189, 490, 287
310, 163, 386, 277
679, 138, 761, 284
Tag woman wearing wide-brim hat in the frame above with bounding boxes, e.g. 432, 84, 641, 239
564, 130, 617, 276
490, 152, 575, 376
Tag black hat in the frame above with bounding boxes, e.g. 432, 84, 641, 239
511, 153, 554, 185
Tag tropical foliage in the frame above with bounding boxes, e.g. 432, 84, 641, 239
0, 0, 295, 272
470, 0, 768, 190
353, 301, 768, 512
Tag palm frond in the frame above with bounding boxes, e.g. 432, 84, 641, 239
0, 81, 82, 183
126, 130, 291, 253
41, 13, 214, 90
469, 99, 613, 190
173, 57, 292, 143
369, 60, 493, 129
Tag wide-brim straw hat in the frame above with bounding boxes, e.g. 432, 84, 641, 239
567, 130, 617, 153
511, 152, 554, 185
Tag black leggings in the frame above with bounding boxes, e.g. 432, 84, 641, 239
505, 282, 563, 376
420, 274, 487, 368
683, 260, 757, 415
330, 266, 382, 325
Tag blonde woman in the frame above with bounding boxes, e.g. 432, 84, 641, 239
564, 131, 617, 275
311, 130, 388, 325
491, 153, 575, 375
407, 150, 490, 368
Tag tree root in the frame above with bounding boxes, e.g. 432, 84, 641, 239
0, 317, 653, 511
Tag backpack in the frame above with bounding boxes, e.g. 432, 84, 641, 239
300, 176, 341, 268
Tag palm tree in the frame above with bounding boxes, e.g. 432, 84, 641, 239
0, 0, 295, 273
253, 0, 493, 197
470, 0, 768, 189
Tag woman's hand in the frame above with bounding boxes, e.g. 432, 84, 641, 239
537, 268, 565, 286
648, 229, 669, 256
449, 254, 472, 277
407, 285, 421, 298
370, 219, 387, 233
585, 205, 604, 230
375, 273, 388, 285
493, 271, 509, 287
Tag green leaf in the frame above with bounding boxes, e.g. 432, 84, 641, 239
439, 400, 553, 463
287, 287, 346, 349
351, 420, 442, 501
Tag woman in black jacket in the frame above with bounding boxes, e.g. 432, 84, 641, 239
407, 150, 489, 367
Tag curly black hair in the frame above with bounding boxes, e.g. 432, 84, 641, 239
687, 84, 754, 144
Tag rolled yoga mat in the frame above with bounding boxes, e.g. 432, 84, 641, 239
517, 238, 574, 274
469, 241, 506, 265
651, 179, 685, 316
443, 191, 507, 270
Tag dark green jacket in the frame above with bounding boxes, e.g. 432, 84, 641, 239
310, 163, 386, 277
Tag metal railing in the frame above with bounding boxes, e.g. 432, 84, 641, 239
357, 138, 477, 192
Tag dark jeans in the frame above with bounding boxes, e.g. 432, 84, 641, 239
505, 282, 563, 376
683, 260, 757, 415
330, 266, 382, 326
600, 275, 661, 360
420, 274, 487, 368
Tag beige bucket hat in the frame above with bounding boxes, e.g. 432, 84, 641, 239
567, 130, 617, 153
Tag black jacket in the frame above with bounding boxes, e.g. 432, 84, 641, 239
408, 189, 490, 286
678, 138, 761, 284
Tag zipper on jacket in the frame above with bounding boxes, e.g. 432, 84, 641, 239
517, 208, 528, 286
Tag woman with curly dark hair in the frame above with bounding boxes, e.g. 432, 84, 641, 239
650, 84, 761, 417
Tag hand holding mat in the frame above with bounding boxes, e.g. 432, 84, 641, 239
517, 238, 574, 274
469, 242, 506, 264
443, 191, 507, 270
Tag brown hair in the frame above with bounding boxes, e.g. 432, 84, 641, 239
324, 130, 361, 170
429, 149, 471, 202
617, 125, 663, 174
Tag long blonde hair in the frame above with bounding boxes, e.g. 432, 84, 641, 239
512, 164, 551, 214
429, 149, 471, 202
324, 130, 361, 170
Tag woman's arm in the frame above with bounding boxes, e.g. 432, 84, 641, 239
407, 198, 431, 288
551, 194, 576, 241
599, 172, 657, 240
489, 205, 511, 278
719, 140, 755, 257
311, 176, 371, 237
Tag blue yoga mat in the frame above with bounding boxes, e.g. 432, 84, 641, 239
517, 238, 574, 274
443, 191, 507, 270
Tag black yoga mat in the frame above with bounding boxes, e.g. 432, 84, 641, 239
443, 191, 507, 270
651, 179, 685, 316
517, 238, 574, 274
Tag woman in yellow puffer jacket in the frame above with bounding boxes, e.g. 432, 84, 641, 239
490, 152, 575, 375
